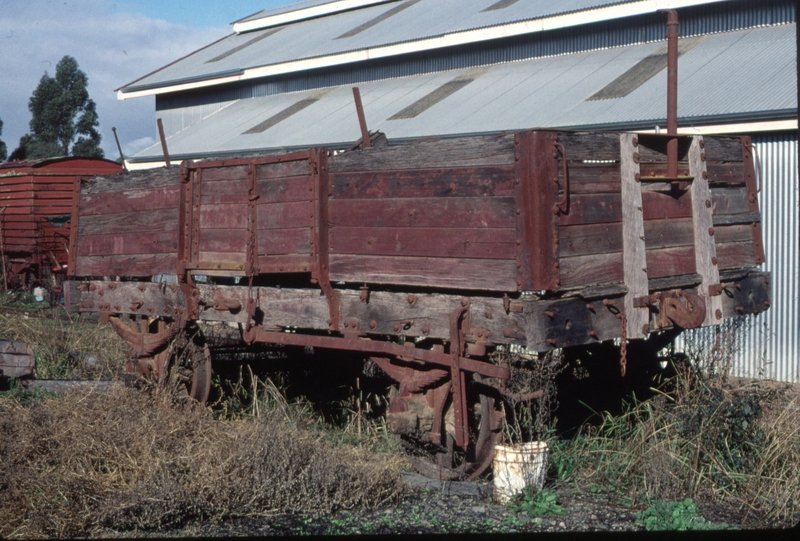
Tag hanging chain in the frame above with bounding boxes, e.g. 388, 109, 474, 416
617, 312, 628, 377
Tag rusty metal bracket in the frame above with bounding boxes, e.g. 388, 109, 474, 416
246, 162, 260, 276
309, 150, 340, 331
109, 316, 179, 358
658, 290, 706, 329
449, 299, 470, 449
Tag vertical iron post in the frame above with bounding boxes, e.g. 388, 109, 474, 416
111, 127, 128, 172
157, 118, 171, 168
658, 9, 679, 178
352, 87, 372, 149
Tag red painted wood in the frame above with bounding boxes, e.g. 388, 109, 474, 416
642, 190, 693, 220
79, 187, 180, 215
643, 217, 695, 249
330, 226, 516, 259
714, 224, 752, 245
257, 201, 314, 230
258, 254, 312, 273
257, 228, 311, 256
256, 160, 310, 180
716, 241, 757, 269
711, 186, 751, 215
560, 252, 623, 288
329, 197, 516, 229
557, 193, 623, 226
256, 176, 313, 204
331, 166, 516, 199
329, 254, 517, 291
199, 204, 249, 229
706, 163, 745, 185
78, 208, 179, 236
199, 165, 249, 182
76, 232, 178, 257
559, 223, 622, 257
75, 253, 177, 276
645, 246, 696, 279
198, 228, 247, 254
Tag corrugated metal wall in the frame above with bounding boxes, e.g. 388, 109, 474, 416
679, 132, 799, 382
156, 0, 796, 137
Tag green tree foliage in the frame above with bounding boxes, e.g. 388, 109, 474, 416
0, 117, 7, 161
12, 56, 103, 160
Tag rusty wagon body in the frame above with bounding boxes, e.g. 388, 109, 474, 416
63, 127, 769, 477
0, 157, 124, 289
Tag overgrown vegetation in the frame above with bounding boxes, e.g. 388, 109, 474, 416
545, 323, 800, 528
0, 384, 406, 538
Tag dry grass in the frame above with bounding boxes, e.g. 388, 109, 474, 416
0, 384, 406, 538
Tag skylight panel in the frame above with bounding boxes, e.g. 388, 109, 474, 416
481, 0, 521, 12
242, 89, 335, 134
336, 0, 421, 39
389, 67, 492, 120
233, 0, 396, 34
205, 28, 284, 64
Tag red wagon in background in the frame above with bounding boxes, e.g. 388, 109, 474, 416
0, 157, 124, 291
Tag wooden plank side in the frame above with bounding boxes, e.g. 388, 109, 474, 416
76, 232, 178, 257
256, 159, 310, 181
706, 163, 745, 186
711, 186, 751, 215
714, 224, 753, 244
716, 241, 757, 269
330, 226, 516, 259
645, 246, 696, 279
620, 133, 648, 338
703, 136, 745, 162
641, 190, 694, 220
78, 208, 179, 236
559, 222, 622, 257
257, 201, 310, 230
557, 193, 622, 226
80, 186, 181, 215
329, 197, 516, 229
198, 165, 249, 182
81, 168, 179, 194
257, 176, 314, 204
257, 228, 311, 256
331, 166, 516, 199
199, 204, 249, 229
198, 228, 247, 254
559, 252, 624, 288
643, 218, 696, 249
75, 253, 176, 276
329, 254, 517, 291
328, 134, 516, 172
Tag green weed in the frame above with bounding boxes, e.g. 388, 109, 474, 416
507, 487, 566, 518
635, 498, 730, 531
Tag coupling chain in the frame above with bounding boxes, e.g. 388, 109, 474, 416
617, 312, 628, 377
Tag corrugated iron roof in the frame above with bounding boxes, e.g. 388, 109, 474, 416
119, 0, 661, 93
131, 23, 796, 162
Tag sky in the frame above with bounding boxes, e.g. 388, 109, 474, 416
0, 0, 296, 160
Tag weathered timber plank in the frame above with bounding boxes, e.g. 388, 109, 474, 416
557, 132, 620, 161
80, 168, 179, 194
559, 252, 623, 289
544, 193, 622, 226
634, 134, 692, 163
256, 159, 310, 180
257, 176, 314, 204
714, 224, 752, 244
79, 186, 180, 215
65, 280, 186, 318
199, 178, 247, 205
711, 186, 751, 215
641, 190, 693, 220
78, 208, 179, 236
565, 163, 620, 188
645, 246, 696, 279
559, 223, 622, 257
257, 201, 310, 230
689, 136, 722, 326
329, 197, 516, 229
329, 254, 517, 291
74, 253, 177, 277
703, 136, 744, 162
644, 218, 696, 249
620, 133, 648, 339
198, 165, 248, 182
198, 251, 246, 264
330, 226, 516, 259
256, 228, 311, 256
76, 232, 178, 257
328, 134, 515, 172
712, 211, 761, 226
716, 241, 757, 269
198, 228, 248, 253
199, 204, 249, 229
0, 340, 34, 378
257, 254, 311, 273
331, 166, 516, 199
706, 163, 745, 185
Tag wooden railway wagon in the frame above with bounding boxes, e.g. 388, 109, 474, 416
0, 157, 124, 289
64, 128, 769, 477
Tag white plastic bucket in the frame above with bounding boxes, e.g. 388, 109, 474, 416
33, 287, 45, 302
492, 442, 549, 504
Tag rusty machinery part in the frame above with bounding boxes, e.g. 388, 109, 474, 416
657, 289, 706, 330
374, 355, 503, 481
113, 315, 212, 403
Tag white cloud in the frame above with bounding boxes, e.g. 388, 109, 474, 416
0, 0, 227, 159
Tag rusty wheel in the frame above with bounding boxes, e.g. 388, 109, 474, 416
162, 324, 213, 403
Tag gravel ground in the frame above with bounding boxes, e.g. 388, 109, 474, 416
124, 473, 785, 538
